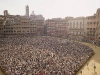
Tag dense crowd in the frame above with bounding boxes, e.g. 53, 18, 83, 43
67, 35, 83, 42
67, 35, 100, 46
0, 35, 94, 75
82, 38, 100, 46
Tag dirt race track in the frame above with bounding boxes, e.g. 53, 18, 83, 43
0, 69, 4, 75
76, 42, 100, 75
0, 42, 100, 75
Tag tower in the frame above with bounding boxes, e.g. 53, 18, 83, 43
96, 8, 100, 19
26, 5, 29, 17
4, 10, 8, 16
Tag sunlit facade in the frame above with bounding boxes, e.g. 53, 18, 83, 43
0, 5, 44, 35
66, 17, 85, 36
45, 18, 67, 37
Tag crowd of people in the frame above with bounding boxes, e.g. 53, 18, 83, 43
67, 35, 100, 46
82, 38, 100, 46
0, 35, 94, 75
67, 35, 83, 42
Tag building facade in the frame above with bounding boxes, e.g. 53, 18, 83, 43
66, 17, 85, 37
0, 17, 4, 34
55, 18, 67, 37
96, 8, 100, 39
45, 19, 56, 36
0, 5, 44, 35
45, 18, 67, 37
0, 5, 100, 40
86, 8, 100, 40
86, 14, 99, 39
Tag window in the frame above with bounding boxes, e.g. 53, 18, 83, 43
76, 24, 78, 28
97, 22, 99, 25
70, 22, 72, 25
80, 22, 82, 25
77, 22, 78, 25
87, 28, 89, 30
87, 22, 89, 25
73, 22, 75, 25
90, 22, 92, 24
80, 25, 81, 28
80, 32, 81, 34
70, 24, 72, 28
68, 23, 69, 25
73, 25, 75, 28
90, 28, 92, 30
94, 22, 96, 25
93, 28, 95, 30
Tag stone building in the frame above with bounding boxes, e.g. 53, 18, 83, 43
0, 17, 4, 34
96, 8, 100, 39
66, 17, 85, 37
30, 11, 45, 35
0, 5, 100, 39
45, 19, 56, 36
86, 14, 99, 39
45, 18, 67, 37
54, 18, 67, 37
86, 8, 100, 40
0, 5, 44, 35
